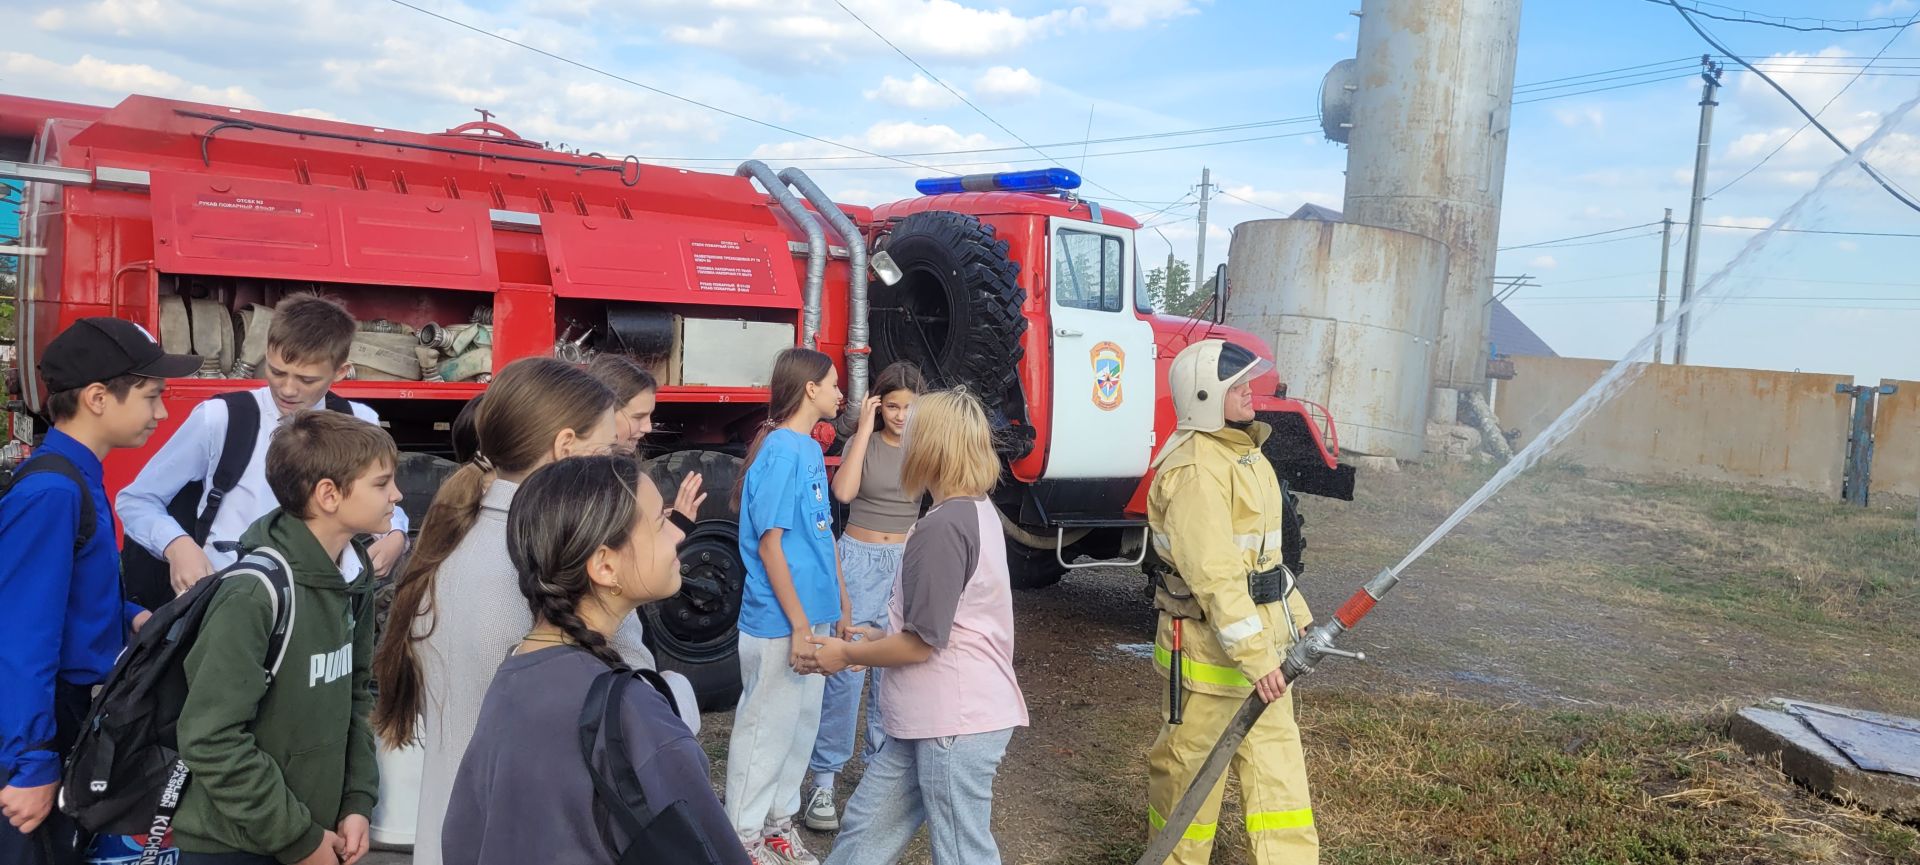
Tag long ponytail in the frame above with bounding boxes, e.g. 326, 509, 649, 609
373, 358, 616, 747
731, 347, 835, 511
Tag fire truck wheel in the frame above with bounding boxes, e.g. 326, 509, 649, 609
393, 451, 462, 539
1005, 536, 1068, 590
870, 210, 1027, 399
640, 450, 747, 711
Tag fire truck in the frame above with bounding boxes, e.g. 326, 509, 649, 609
1, 93, 1353, 705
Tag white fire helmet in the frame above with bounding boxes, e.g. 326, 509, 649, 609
1167, 338, 1273, 434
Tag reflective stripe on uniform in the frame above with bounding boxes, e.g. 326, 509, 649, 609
1231, 529, 1287, 554
1215, 614, 1263, 647
1148, 805, 1217, 841
1154, 643, 1250, 688
1246, 807, 1315, 833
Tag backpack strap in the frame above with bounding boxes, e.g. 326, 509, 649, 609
197, 392, 261, 546
11, 454, 97, 553
578, 666, 683, 838
579, 670, 650, 844
323, 392, 353, 415
221, 547, 298, 683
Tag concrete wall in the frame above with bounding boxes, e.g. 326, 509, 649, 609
1872, 380, 1920, 498
1493, 356, 1855, 495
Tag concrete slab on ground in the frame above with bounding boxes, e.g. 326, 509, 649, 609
1730, 697, 1920, 820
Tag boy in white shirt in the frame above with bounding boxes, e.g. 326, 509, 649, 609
117, 294, 409, 605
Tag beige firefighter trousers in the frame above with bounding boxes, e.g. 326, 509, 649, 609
1147, 687, 1318, 864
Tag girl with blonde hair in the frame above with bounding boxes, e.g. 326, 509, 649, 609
808, 389, 1028, 865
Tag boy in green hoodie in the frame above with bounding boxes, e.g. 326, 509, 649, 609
173, 410, 402, 865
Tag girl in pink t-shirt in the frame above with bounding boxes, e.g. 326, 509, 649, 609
809, 389, 1027, 865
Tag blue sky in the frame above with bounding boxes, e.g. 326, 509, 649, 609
4, 0, 1917, 383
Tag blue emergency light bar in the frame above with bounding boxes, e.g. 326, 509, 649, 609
915, 168, 1083, 196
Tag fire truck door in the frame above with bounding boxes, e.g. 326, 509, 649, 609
1043, 218, 1156, 480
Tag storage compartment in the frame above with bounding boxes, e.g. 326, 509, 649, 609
556, 300, 797, 389
677, 318, 794, 387
153, 274, 497, 383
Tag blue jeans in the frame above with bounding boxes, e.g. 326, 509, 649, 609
823, 728, 1014, 865
809, 536, 901, 780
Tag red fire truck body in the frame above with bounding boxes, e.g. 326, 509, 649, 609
2, 93, 1351, 703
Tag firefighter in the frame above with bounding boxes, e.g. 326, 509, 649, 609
1146, 338, 1317, 864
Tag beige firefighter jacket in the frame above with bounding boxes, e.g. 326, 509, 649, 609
1148, 422, 1314, 697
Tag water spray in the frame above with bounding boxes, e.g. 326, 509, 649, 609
1139, 82, 1920, 865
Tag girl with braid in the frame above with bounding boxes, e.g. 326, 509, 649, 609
374, 358, 669, 865
441, 454, 745, 865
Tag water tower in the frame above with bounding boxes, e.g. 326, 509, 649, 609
1330, 0, 1525, 408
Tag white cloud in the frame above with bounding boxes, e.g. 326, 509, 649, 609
1836, 240, 1861, 252
1092, 0, 1204, 28
1333, 31, 1350, 42
0, 51, 262, 108
1869, 0, 1915, 17
1528, 255, 1558, 270
750, 121, 1001, 172
1553, 107, 1604, 130
1218, 183, 1337, 213
973, 66, 1042, 100
1717, 215, 1775, 229
637, 0, 1083, 65
864, 74, 959, 109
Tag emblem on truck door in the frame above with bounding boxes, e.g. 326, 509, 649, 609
1091, 341, 1125, 411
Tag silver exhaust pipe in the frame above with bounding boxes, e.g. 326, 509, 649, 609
736, 160, 825, 348
777, 167, 870, 410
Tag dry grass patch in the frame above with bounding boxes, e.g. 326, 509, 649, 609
1302, 690, 1919, 865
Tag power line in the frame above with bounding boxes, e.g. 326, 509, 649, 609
1664, 0, 1920, 214
825, 0, 1172, 211
381, 0, 957, 175
1513, 72, 1703, 104
1515, 56, 1699, 88
1512, 231, 1666, 250
1709, 9, 1920, 198
1639, 0, 1920, 33
1702, 222, 1920, 238
725, 129, 1324, 173
648, 116, 1321, 164
1213, 186, 1293, 217
1499, 222, 1662, 250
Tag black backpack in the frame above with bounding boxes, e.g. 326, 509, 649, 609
0, 452, 97, 552
61, 547, 296, 855
122, 391, 351, 610
578, 665, 725, 864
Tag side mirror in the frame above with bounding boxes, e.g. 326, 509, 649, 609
870, 251, 904, 286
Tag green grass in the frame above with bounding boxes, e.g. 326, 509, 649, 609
1304, 691, 1920, 865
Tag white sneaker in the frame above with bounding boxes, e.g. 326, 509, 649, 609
765, 820, 821, 865
746, 841, 786, 865
803, 785, 839, 832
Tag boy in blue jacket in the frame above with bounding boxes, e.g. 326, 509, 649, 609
0, 319, 197, 865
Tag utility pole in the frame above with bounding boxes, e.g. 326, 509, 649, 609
1654, 207, 1674, 363
1194, 167, 1212, 302
1676, 57, 1722, 366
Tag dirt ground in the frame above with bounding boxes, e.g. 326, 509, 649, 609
733, 461, 1920, 864
376, 460, 1920, 865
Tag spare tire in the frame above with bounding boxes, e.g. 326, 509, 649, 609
870, 211, 1027, 398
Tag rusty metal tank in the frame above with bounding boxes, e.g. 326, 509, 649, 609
1224, 219, 1448, 459
1334, 0, 1523, 394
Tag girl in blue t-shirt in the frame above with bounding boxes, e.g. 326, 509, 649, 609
725, 347, 852, 865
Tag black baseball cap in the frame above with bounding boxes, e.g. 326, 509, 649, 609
40, 317, 202, 393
